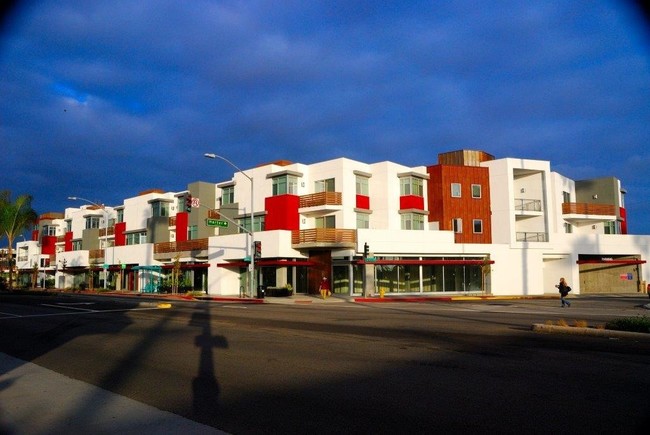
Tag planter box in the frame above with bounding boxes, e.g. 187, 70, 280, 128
266, 287, 293, 297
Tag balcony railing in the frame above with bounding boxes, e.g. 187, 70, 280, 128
299, 192, 342, 208
292, 228, 356, 245
516, 232, 547, 242
154, 238, 209, 254
562, 203, 616, 216
99, 226, 115, 237
514, 198, 542, 212
89, 249, 105, 259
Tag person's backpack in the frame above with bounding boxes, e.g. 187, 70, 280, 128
566, 286, 571, 292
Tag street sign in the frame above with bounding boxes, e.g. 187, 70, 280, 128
206, 218, 228, 228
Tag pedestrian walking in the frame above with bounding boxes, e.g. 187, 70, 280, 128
555, 277, 572, 307
319, 276, 331, 299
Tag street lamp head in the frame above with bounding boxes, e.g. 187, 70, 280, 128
68, 196, 78, 200
204, 153, 217, 159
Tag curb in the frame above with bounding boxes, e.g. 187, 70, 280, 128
354, 295, 557, 303
531, 323, 650, 340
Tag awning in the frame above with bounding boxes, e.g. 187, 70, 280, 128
358, 259, 494, 266
576, 259, 646, 265
217, 259, 315, 268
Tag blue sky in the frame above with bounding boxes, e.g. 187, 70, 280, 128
1, 0, 649, 235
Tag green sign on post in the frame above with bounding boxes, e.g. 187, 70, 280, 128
206, 218, 228, 228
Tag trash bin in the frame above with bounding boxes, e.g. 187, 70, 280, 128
257, 285, 266, 299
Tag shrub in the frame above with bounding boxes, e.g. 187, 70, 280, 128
573, 320, 588, 328
605, 316, 650, 333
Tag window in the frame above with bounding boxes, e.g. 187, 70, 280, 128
471, 184, 481, 199
400, 176, 424, 196
272, 175, 298, 195
315, 215, 336, 228
315, 178, 335, 193
187, 225, 198, 240
221, 186, 235, 205
564, 222, 573, 234
356, 175, 369, 195
451, 183, 461, 198
85, 216, 101, 229
126, 231, 147, 245
604, 221, 618, 234
473, 219, 483, 233
356, 213, 369, 229
151, 201, 169, 217
117, 209, 124, 223
239, 215, 265, 233
562, 191, 571, 203
43, 225, 56, 236
401, 213, 424, 230
452, 218, 463, 233
72, 240, 82, 251
66, 220, 72, 232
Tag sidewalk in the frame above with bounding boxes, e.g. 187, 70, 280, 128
0, 353, 226, 435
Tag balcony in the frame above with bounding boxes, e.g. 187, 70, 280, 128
154, 238, 209, 261
562, 202, 617, 225
516, 232, 547, 242
299, 192, 343, 216
292, 228, 356, 249
99, 226, 115, 237
514, 198, 543, 219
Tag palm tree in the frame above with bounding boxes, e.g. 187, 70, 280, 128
0, 191, 38, 289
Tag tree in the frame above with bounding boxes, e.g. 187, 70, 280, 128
0, 191, 38, 289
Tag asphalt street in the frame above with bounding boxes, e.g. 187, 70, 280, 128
1, 292, 649, 434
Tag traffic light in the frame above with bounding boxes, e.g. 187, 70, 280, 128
254, 241, 262, 258
185, 194, 192, 213
363, 242, 369, 258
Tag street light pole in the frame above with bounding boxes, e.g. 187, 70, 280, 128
204, 153, 255, 298
68, 196, 110, 290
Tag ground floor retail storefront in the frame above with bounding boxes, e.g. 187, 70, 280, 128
332, 256, 493, 296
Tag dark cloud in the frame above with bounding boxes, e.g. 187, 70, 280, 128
1, 0, 649, 234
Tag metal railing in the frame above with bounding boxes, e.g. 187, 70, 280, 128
514, 198, 542, 212
516, 232, 547, 242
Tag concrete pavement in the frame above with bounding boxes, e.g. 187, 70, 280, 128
0, 352, 227, 435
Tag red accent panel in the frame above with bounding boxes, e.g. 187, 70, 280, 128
41, 235, 57, 255
32, 230, 39, 241
619, 207, 627, 234
356, 194, 370, 209
399, 195, 424, 210
265, 195, 300, 230
114, 222, 127, 246
176, 212, 189, 242
64, 232, 73, 251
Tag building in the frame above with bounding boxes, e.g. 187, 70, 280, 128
14, 150, 649, 296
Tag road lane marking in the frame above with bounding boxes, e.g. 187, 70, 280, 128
0, 306, 169, 320
41, 303, 98, 312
